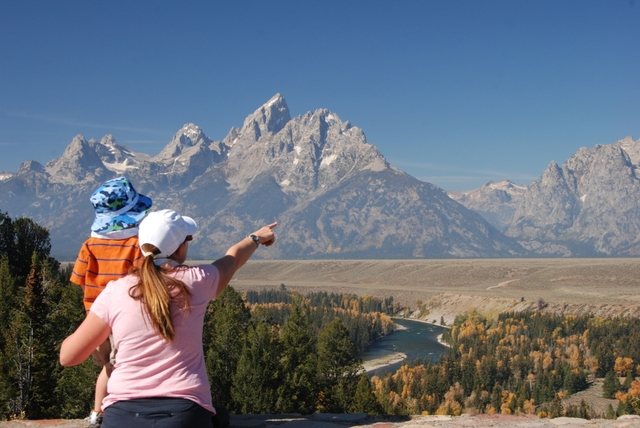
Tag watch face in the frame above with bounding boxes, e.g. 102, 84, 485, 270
251, 235, 260, 245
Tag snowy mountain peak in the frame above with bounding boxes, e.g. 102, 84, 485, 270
100, 134, 118, 147
176, 123, 205, 147
155, 123, 213, 162
485, 180, 527, 192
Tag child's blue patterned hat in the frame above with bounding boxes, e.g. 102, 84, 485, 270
90, 177, 152, 234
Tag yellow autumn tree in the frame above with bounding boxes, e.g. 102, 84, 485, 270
614, 357, 635, 376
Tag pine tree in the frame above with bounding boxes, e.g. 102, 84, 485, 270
52, 273, 98, 419
0, 252, 51, 418
231, 311, 282, 414
21, 254, 50, 418
0, 215, 91, 419
606, 403, 617, 419
0, 212, 15, 261
276, 296, 317, 414
603, 370, 622, 399
11, 217, 55, 281
204, 286, 251, 410
316, 318, 363, 413
624, 371, 634, 391
350, 373, 380, 415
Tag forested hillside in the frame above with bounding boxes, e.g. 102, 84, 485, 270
371, 311, 640, 419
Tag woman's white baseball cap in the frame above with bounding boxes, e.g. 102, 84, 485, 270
138, 209, 197, 258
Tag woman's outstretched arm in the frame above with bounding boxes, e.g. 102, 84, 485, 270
212, 222, 277, 295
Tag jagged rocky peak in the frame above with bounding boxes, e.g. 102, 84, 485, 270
17, 159, 46, 175
539, 160, 564, 184
224, 96, 389, 196
83, 135, 152, 175
155, 123, 213, 162
561, 141, 637, 196
222, 126, 240, 148
614, 136, 640, 166
177, 123, 206, 146
240, 93, 291, 139
89, 134, 126, 164
44, 134, 108, 184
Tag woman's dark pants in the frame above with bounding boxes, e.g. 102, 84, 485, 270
102, 398, 213, 428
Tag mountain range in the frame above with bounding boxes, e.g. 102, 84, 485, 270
0, 94, 637, 259
448, 136, 640, 256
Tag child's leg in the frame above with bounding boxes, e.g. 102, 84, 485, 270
94, 366, 108, 412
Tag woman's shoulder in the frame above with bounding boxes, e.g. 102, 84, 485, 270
180, 263, 218, 278
105, 274, 139, 292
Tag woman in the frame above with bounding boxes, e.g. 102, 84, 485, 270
60, 209, 277, 427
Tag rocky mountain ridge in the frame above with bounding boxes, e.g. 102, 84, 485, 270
2, 94, 638, 259
0, 94, 523, 260
449, 136, 640, 256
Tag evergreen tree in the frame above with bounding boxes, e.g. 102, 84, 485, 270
606, 403, 617, 419
603, 370, 622, 399
350, 373, 380, 415
617, 398, 631, 416
547, 397, 564, 418
231, 310, 282, 414
0, 226, 58, 419
0, 215, 94, 419
276, 296, 317, 414
316, 318, 363, 413
204, 286, 251, 410
10, 217, 55, 280
0, 213, 14, 261
20, 255, 51, 418
624, 371, 634, 392
51, 270, 98, 419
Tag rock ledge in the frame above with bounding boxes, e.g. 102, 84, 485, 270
1, 414, 639, 427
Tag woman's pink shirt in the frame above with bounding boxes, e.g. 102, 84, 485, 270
90, 264, 219, 413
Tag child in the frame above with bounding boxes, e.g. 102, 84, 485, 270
70, 177, 152, 428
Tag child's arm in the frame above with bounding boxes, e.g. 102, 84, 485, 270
70, 243, 90, 289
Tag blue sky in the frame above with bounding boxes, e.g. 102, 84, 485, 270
1, 0, 638, 190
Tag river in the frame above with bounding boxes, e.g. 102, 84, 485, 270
361, 318, 448, 377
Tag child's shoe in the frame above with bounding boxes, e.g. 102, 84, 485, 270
88, 410, 103, 428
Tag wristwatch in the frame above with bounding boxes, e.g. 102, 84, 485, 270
249, 234, 260, 247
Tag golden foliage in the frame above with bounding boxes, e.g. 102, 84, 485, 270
614, 357, 635, 376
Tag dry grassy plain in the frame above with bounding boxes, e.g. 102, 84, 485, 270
223, 258, 640, 312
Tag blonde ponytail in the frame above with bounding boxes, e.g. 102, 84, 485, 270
129, 244, 191, 342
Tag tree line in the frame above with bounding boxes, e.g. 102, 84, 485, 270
0, 212, 92, 419
244, 288, 396, 353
